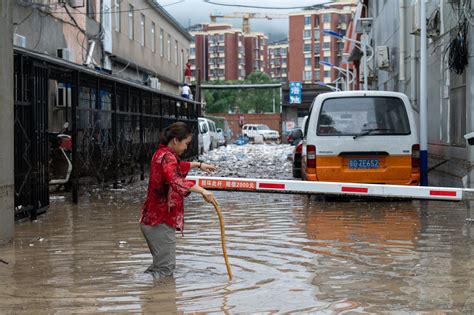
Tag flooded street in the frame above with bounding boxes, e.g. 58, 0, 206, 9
1, 145, 474, 313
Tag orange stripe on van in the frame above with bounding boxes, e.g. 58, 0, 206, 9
305, 155, 420, 185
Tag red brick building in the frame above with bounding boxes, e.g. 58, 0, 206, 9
268, 41, 289, 82
189, 24, 269, 82
244, 33, 268, 76
190, 24, 246, 82
288, 1, 356, 84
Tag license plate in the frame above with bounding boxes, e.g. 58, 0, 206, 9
348, 158, 379, 169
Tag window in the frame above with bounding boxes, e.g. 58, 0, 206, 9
314, 29, 320, 39
303, 30, 311, 38
282, 58, 287, 65
175, 40, 178, 64
305, 57, 311, 66
140, 14, 145, 46
151, 22, 156, 52
304, 43, 311, 52
304, 16, 311, 25
160, 28, 164, 57
315, 56, 320, 65
114, 0, 120, 32
314, 70, 320, 80
281, 48, 287, 54
218, 34, 224, 42
324, 70, 331, 78
323, 14, 331, 23
323, 42, 330, 50
304, 71, 312, 81
128, 5, 134, 40
314, 43, 320, 52
167, 34, 171, 61
317, 97, 411, 136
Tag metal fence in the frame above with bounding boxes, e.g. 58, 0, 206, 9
14, 48, 201, 219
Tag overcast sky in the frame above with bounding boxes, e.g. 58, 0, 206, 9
162, 0, 334, 42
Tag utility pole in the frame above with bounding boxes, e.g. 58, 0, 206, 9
0, 0, 14, 244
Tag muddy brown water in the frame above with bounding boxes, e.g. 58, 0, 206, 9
1, 185, 474, 313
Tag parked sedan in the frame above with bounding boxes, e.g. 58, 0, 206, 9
287, 128, 304, 145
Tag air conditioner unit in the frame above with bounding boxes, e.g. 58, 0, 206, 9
149, 77, 161, 90
57, 48, 73, 62
13, 34, 27, 48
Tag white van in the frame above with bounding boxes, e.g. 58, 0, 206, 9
198, 118, 211, 153
302, 91, 420, 185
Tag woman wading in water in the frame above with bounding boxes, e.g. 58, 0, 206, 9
140, 122, 217, 277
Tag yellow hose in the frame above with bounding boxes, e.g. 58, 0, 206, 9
211, 200, 233, 280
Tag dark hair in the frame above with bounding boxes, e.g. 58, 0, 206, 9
160, 122, 192, 145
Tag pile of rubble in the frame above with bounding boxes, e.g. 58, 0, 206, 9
189, 144, 294, 179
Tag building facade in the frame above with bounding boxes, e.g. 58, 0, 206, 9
13, 0, 191, 95
268, 41, 289, 82
109, 0, 192, 93
288, 1, 356, 85
190, 24, 246, 82
244, 33, 268, 76
351, 0, 474, 187
189, 24, 269, 82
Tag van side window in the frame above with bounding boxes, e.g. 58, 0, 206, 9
317, 97, 411, 136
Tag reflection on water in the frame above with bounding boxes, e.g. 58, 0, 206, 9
0, 185, 473, 313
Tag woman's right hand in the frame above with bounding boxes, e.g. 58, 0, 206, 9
201, 189, 216, 204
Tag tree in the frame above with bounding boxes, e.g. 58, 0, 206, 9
202, 72, 281, 114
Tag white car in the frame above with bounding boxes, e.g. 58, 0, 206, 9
242, 124, 280, 141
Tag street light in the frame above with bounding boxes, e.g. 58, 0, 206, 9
319, 60, 354, 91
323, 29, 374, 90
316, 81, 341, 92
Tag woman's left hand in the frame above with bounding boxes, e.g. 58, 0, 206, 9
200, 163, 217, 173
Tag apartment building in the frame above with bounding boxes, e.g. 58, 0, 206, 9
244, 33, 268, 76
288, 1, 356, 84
268, 41, 289, 82
190, 23, 246, 82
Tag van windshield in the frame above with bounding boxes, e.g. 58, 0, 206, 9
317, 97, 411, 136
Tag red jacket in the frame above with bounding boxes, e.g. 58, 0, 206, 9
140, 145, 195, 232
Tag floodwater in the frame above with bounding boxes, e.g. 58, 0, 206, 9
1, 185, 474, 313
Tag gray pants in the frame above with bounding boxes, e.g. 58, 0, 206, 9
140, 223, 176, 277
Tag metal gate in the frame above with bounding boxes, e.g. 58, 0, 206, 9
14, 55, 49, 220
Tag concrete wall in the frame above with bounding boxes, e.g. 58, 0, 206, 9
0, 0, 14, 244
211, 113, 282, 139
13, 2, 102, 65
111, 0, 190, 87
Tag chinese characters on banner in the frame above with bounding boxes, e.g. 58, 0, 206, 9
289, 81, 302, 104
199, 179, 257, 191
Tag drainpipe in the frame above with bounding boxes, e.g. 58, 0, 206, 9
410, 34, 417, 110
420, 0, 428, 186
399, 0, 406, 83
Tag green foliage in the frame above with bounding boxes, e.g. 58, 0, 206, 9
203, 72, 281, 114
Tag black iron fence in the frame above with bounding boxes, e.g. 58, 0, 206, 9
14, 48, 201, 219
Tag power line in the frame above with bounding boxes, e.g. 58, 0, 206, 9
202, 0, 334, 10
45, 0, 185, 16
